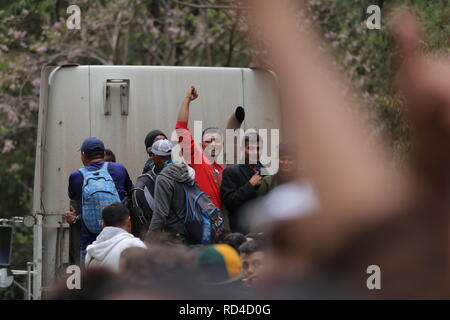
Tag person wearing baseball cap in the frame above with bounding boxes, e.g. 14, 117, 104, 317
142, 130, 168, 174
196, 244, 243, 286
67, 137, 133, 265
131, 131, 168, 240
79, 136, 105, 155
151, 138, 173, 157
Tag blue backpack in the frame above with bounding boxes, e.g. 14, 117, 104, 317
79, 162, 121, 234
181, 183, 225, 244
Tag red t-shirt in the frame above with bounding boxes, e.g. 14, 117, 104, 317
176, 121, 224, 209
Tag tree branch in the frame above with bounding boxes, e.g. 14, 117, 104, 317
172, 0, 246, 10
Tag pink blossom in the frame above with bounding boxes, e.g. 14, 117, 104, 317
29, 101, 39, 111
7, 109, 18, 124
2, 139, 15, 154
7, 163, 21, 173
31, 78, 40, 88
168, 26, 181, 38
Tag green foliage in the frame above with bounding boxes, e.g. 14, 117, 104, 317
307, 0, 449, 156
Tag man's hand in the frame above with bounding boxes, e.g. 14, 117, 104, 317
66, 210, 77, 224
185, 86, 198, 102
178, 86, 198, 122
249, 172, 263, 187
390, 8, 450, 190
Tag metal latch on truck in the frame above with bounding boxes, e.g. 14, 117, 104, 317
104, 79, 130, 116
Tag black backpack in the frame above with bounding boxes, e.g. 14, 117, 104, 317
180, 182, 225, 244
131, 173, 157, 225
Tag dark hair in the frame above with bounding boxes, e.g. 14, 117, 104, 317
202, 127, 222, 142
104, 149, 116, 162
84, 149, 105, 161
145, 130, 167, 152
121, 246, 198, 288
102, 202, 129, 227
223, 233, 247, 252
243, 132, 262, 146
245, 232, 265, 241
239, 239, 264, 255
153, 154, 172, 162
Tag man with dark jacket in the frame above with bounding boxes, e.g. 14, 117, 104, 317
147, 139, 196, 244
220, 133, 265, 233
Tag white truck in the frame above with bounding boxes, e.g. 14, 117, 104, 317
32, 65, 281, 299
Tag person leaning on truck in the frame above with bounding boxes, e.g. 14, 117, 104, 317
175, 86, 225, 218
130, 130, 168, 240
66, 137, 133, 265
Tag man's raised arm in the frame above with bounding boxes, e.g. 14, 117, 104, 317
176, 86, 200, 164
177, 86, 198, 124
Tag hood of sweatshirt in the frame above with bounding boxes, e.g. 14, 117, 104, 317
86, 227, 139, 263
159, 163, 195, 186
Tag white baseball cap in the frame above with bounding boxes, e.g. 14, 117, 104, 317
151, 139, 173, 156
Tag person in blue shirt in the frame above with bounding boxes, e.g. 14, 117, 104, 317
66, 137, 133, 265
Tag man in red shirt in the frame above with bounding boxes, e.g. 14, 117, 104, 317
175, 86, 224, 212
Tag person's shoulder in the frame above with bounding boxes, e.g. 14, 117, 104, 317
223, 164, 239, 172
107, 162, 128, 172
261, 175, 276, 191
223, 164, 243, 175
135, 172, 149, 182
175, 120, 189, 130
69, 169, 82, 180
130, 237, 147, 249
155, 168, 170, 182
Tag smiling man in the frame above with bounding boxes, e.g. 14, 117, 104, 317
238, 240, 266, 288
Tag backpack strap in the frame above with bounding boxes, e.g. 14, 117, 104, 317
131, 187, 149, 225
182, 186, 190, 223
138, 172, 156, 183
99, 161, 109, 173
79, 162, 110, 188
192, 191, 204, 219
78, 167, 88, 187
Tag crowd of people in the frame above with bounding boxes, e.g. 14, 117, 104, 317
62, 82, 305, 296
53, 0, 450, 299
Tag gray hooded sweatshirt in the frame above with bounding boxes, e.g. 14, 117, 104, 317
148, 163, 195, 236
